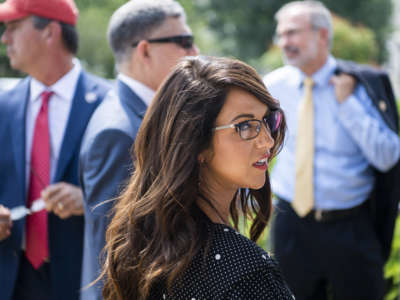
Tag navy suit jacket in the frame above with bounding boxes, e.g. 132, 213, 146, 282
0, 71, 110, 300
337, 60, 400, 261
79, 79, 147, 300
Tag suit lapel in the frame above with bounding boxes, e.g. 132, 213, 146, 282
10, 78, 30, 200
54, 72, 100, 182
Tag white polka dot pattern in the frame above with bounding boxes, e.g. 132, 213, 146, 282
149, 216, 294, 299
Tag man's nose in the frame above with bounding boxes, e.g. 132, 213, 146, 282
187, 44, 199, 56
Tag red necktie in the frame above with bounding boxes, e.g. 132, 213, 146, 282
26, 90, 53, 269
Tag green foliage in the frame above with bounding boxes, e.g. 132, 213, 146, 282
195, 0, 288, 60
238, 212, 269, 250
0, 0, 393, 78
331, 16, 378, 64
385, 216, 400, 300
77, 6, 118, 78
179, 0, 221, 57
200, 0, 392, 63
255, 46, 282, 75
258, 15, 379, 74
319, 0, 392, 62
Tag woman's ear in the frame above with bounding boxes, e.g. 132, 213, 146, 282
198, 148, 212, 165
198, 153, 205, 165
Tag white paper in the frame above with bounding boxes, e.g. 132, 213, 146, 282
10, 206, 30, 221
10, 198, 45, 221
31, 198, 45, 212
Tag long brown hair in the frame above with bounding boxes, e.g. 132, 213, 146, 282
102, 56, 286, 300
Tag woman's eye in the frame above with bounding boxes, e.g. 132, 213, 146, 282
238, 121, 251, 131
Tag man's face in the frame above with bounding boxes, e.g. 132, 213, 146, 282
146, 16, 198, 90
1, 16, 45, 73
275, 12, 321, 70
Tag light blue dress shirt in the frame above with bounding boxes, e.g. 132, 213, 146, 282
263, 56, 400, 210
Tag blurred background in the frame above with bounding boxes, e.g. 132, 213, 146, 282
0, 0, 399, 91
0, 0, 399, 298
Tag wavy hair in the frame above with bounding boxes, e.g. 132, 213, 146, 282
102, 56, 286, 300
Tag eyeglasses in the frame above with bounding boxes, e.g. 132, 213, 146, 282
214, 110, 282, 141
132, 34, 194, 50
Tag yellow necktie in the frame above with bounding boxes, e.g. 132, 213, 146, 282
292, 77, 314, 217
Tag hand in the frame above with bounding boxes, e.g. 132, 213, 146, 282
0, 205, 12, 241
42, 182, 84, 219
330, 73, 356, 103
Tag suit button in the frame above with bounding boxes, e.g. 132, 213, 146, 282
379, 100, 387, 112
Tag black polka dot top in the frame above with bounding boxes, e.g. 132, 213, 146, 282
149, 214, 294, 299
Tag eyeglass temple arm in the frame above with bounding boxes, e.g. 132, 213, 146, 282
214, 124, 236, 131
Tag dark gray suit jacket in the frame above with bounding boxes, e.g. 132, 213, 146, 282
337, 60, 400, 261
79, 80, 147, 300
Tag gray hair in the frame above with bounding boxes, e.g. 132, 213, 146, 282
275, 1, 333, 47
107, 0, 185, 66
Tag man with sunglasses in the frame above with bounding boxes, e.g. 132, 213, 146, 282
264, 1, 400, 299
79, 1, 198, 299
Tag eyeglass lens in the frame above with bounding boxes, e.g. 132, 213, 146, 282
265, 110, 282, 133
237, 111, 282, 140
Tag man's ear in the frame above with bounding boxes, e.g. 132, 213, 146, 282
136, 40, 150, 60
42, 21, 62, 45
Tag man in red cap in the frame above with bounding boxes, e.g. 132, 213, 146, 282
0, 0, 111, 299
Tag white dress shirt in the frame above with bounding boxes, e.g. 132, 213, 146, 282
25, 60, 82, 187
118, 73, 155, 106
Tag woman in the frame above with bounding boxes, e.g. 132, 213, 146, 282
102, 56, 292, 299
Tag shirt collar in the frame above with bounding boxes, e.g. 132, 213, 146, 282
30, 58, 82, 103
295, 55, 337, 88
117, 73, 155, 107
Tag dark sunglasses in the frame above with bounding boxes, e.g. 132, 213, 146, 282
214, 110, 283, 141
132, 35, 194, 50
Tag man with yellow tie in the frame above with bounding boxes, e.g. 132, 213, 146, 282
264, 1, 400, 299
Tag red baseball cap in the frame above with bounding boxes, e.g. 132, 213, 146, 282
0, 0, 78, 25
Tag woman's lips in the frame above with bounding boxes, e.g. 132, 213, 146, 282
252, 154, 269, 170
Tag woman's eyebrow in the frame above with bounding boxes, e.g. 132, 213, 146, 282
230, 113, 254, 122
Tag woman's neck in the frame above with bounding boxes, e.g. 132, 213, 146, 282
197, 190, 237, 225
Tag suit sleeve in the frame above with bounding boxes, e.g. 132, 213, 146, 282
337, 83, 400, 172
80, 128, 134, 213
79, 128, 133, 296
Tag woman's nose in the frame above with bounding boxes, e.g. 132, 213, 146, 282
256, 125, 275, 150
